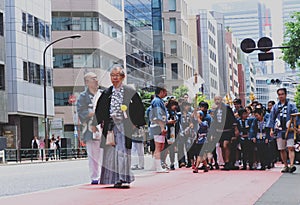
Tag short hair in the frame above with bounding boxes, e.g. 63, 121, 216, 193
166, 99, 178, 110
181, 101, 191, 108
199, 101, 209, 109
155, 83, 167, 95
110, 64, 125, 77
238, 108, 247, 117
233, 98, 242, 105
268, 100, 275, 105
246, 105, 252, 112
84, 72, 97, 84
277, 88, 287, 95
253, 108, 264, 116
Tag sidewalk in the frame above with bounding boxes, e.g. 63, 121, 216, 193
1, 155, 300, 205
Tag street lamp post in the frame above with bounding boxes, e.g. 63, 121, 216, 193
43, 34, 81, 160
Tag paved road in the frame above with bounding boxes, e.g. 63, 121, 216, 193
0, 159, 89, 197
0, 157, 299, 205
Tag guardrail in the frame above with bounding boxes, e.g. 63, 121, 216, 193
0, 148, 87, 163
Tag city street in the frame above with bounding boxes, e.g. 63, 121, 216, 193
0, 156, 300, 205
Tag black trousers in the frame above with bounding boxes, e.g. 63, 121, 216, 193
240, 139, 254, 167
256, 142, 268, 167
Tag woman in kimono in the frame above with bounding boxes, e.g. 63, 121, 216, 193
94, 64, 146, 188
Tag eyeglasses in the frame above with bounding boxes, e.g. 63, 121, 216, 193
110, 73, 123, 77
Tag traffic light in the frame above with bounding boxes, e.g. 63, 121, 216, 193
266, 79, 281, 85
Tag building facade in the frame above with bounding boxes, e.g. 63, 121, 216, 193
212, 1, 271, 75
124, 0, 154, 89
161, 0, 197, 95
196, 10, 220, 100
0, 0, 7, 125
52, 0, 125, 146
4, 0, 52, 149
225, 30, 239, 98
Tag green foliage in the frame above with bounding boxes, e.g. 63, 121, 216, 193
294, 84, 300, 110
173, 85, 189, 99
191, 93, 214, 109
138, 89, 155, 108
282, 12, 300, 69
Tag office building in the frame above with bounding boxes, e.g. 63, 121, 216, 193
52, 0, 125, 145
4, 0, 52, 148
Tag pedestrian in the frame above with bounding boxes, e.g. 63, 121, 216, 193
233, 98, 243, 118
161, 99, 180, 170
266, 88, 299, 173
94, 64, 146, 188
131, 126, 145, 170
55, 136, 61, 160
210, 95, 239, 170
250, 108, 270, 170
77, 72, 103, 185
145, 95, 155, 156
49, 136, 56, 160
31, 136, 40, 160
193, 110, 210, 173
149, 83, 169, 173
237, 108, 254, 170
180, 101, 193, 168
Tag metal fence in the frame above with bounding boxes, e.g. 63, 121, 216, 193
1, 148, 87, 163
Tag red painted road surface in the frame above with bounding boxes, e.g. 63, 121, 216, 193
0, 168, 282, 205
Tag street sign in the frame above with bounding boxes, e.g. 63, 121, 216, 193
240, 38, 256, 53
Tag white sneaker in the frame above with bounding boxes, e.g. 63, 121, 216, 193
156, 168, 169, 173
234, 161, 240, 167
256, 163, 262, 170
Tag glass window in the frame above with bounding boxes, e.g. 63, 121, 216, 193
0, 65, 4, 90
47, 69, 52, 86
152, 0, 160, 8
39, 20, 45, 39
0, 13, 3, 36
54, 91, 72, 106
23, 61, 28, 81
72, 17, 82, 30
86, 17, 93, 31
22, 12, 26, 32
170, 40, 177, 55
171, 63, 178, 79
34, 64, 41, 85
34, 16, 39, 37
27, 14, 33, 35
92, 17, 99, 31
28, 62, 34, 83
169, 18, 176, 34
168, 0, 176, 11
45, 24, 50, 41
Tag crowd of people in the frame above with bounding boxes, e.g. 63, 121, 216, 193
77, 64, 300, 189
30, 134, 61, 160
146, 87, 300, 174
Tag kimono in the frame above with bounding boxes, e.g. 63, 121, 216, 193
94, 85, 145, 185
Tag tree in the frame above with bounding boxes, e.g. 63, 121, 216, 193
294, 84, 300, 110
282, 11, 300, 69
173, 85, 189, 99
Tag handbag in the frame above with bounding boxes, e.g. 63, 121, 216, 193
106, 119, 115, 146
106, 130, 115, 146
